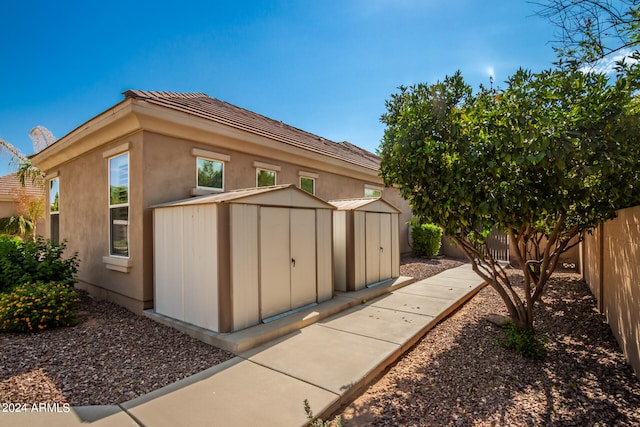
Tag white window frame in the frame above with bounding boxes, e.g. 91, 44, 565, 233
253, 161, 280, 187
190, 148, 230, 196
256, 168, 277, 187
49, 176, 59, 242
196, 156, 225, 191
108, 152, 130, 258
298, 170, 319, 195
299, 176, 315, 194
364, 184, 383, 198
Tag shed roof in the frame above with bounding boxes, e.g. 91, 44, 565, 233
329, 197, 400, 213
153, 184, 335, 210
124, 90, 381, 171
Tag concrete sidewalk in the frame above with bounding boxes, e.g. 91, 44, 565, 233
2, 264, 485, 427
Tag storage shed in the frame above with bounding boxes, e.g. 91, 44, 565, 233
152, 184, 334, 333
330, 198, 401, 292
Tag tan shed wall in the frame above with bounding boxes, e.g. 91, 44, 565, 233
230, 204, 260, 331
316, 209, 334, 302
153, 204, 220, 331
582, 206, 640, 380
334, 208, 400, 291
333, 210, 348, 292
353, 211, 367, 289
153, 206, 184, 320
181, 204, 220, 331
391, 213, 400, 277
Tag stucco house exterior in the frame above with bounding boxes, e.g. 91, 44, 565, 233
29, 90, 411, 313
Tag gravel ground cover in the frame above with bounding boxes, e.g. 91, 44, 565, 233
338, 263, 640, 426
0, 291, 234, 406
0, 256, 461, 407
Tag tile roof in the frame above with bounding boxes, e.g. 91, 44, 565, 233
123, 90, 381, 171
0, 173, 44, 198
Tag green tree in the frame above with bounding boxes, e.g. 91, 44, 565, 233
379, 67, 640, 332
536, 0, 640, 66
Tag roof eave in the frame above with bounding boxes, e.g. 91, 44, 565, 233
29, 99, 141, 173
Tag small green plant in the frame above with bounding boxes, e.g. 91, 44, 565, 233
304, 399, 341, 427
499, 322, 547, 360
410, 220, 443, 257
0, 235, 79, 292
0, 282, 80, 332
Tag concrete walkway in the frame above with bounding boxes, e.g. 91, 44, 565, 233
2, 264, 485, 427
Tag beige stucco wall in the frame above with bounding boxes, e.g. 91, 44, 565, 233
0, 199, 16, 218
42, 132, 148, 312
582, 206, 640, 380
38, 121, 411, 313
140, 131, 412, 252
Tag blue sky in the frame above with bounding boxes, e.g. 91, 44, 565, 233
0, 0, 559, 176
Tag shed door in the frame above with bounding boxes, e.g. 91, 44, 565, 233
290, 209, 316, 308
260, 207, 291, 319
365, 212, 381, 284
379, 213, 392, 279
365, 212, 393, 285
260, 207, 317, 320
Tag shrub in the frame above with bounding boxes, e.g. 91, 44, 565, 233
410, 221, 443, 257
304, 399, 341, 427
0, 282, 80, 332
499, 322, 547, 360
0, 235, 79, 292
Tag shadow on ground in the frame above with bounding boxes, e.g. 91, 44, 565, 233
338, 271, 640, 426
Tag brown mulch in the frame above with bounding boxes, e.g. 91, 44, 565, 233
338, 265, 640, 426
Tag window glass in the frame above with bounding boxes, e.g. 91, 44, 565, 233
110, 206, 129, 257
364, 188, 382, 198
300, 177, 315, 194
257, 169, 276, 187
50, 178, 59, 213
110, 153, 129, 205
197, 157, 223, 189
50, 178, 59, 243
109, 153, 129, 257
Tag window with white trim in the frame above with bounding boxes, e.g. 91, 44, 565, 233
257, 168, 276, 187
364, 185, 382, 198
49, 178, 59, 243
197, 157, 224, 190
109, 152, 129, 257
299, 176, 315, 194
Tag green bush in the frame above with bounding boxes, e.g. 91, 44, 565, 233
304, 399, 341, 427
0, 235, 79, 292
410, 221, 443, 257
499, 322, 547, 360
0, 282, 80, 332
